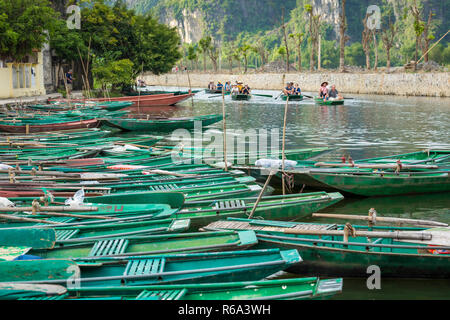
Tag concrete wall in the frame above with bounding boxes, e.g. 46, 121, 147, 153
143, 72, 450, 97
0, 52, 46, 99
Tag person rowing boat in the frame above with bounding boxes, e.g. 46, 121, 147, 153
319, 81, 328, 99
283, 82, 294, 95
327, 85, 343, 100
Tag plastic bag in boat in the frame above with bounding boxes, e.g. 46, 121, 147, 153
0, 163, 13, 170
65, 189, 85, 206
255, 159, 297, 170
0, 197, 15, 208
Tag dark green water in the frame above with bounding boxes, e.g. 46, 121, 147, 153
136, 86, 450, 299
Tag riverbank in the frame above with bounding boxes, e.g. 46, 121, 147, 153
143, 72, 450, 97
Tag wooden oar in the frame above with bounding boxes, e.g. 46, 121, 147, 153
0, 214, 60, 224
208, 92, 231, 98
252, 93, 273, 98
274, 92, 283, 100
312, 213, 448, 228
302, 94, 314, 99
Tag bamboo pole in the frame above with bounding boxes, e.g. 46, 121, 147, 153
222, 86, 228, 172
417, 29, 450, 64
248, 171, 274, 219
312, 213, 448, 227
0, 214, 60, 224
281, 95, 289, 195
30, 211, 114, 220
0, 206, 98, 213
284, 228, 432, 241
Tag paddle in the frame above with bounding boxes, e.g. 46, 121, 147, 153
208, 92, 231, 98
302, 94, 314, 99
274, 92, 283, 100
252, 93, 273, 98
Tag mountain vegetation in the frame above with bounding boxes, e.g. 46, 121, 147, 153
124, 0, 450, 71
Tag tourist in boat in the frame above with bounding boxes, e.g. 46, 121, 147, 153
224, 81, 231, 92
319, 82, 329, 100
293, 83, 301, 95
242, 85, 251, 95
237, 82, 244, 93
231, 85, 239, 94
327, 85, 343, 100
208, 81, 216, 90
216, 82, 224, 91
283, 82, 294, 95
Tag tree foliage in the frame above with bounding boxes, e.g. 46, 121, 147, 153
0, 0, 57, 61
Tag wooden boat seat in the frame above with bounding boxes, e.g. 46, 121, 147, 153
214, 200, 246, 210
34, 217, 75, 225
149, 184, 178, 191
55, 229, 80, 241
136, 289, 187, 300
88, 239, 129, 257
123, 258, 166, 277
19, 294, 68, 300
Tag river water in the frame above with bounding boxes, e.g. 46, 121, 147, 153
135, 86, 450, 299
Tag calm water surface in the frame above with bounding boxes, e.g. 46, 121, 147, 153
134, 86, 450, 299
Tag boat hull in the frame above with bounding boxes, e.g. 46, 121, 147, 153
307, 172, 450, 196
0, 119, 100, 133
314, 98, 344, 105
231, 94, 251, 101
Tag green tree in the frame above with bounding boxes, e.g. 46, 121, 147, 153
239, 44, 252, 73
0, 0, 57, 61
187, 43, 197, 71
92, 57, 134, 91
345, 42, 365, 67
198, 36, 211, 72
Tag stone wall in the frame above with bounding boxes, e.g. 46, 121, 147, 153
143, 72, 450, 97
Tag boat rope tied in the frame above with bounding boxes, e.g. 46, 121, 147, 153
31, 199, 40, 215
284, 173, 295, 193
395, 160, 402, 174
8, 168, 14, 184
343, 223, 356, 242
368, 208, 377, 226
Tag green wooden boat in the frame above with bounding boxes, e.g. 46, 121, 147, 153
127, 90, 200, 96
0, 229, 56, 251
170, 146, 331, 165
25, 230, 258, 259
2, 219, 191, 242
240, 149, 450, 189
204, 218, 450, 278
5, 277, 343, 300
1, 249, 301, 287
103, 114, 223, 132
281, 94, 303, 101
314, 98, 344, 105
176, 192, 344, 229
94, 102, 133, 111
231, 93, 251, 101
306, 170, 450, 196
